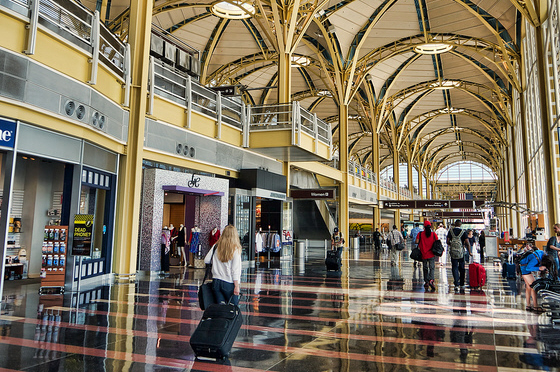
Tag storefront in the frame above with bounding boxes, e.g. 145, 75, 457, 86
0, 118, 118, 295
139, 167, 229, 272
231, 169, 292, 264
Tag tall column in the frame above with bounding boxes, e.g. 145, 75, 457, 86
113, 0, 153, 277
277, 52, 292, 104
339, 104, 349, 242
536, 23, 558, 231
392, 146, 400, 227
417, 166, 424, 222
510, 123, 522, 236
372, 127, 381, 229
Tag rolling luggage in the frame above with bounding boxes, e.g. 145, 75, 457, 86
502, 248, 516, 279
325, 248, 342, 271
469, 262, 486, 289
190, 301, 243, 360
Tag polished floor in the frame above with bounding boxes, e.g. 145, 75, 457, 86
1, 244, 559, 372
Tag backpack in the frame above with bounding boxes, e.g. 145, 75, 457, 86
449, 228, 465, 259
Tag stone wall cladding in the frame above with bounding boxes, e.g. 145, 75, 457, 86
140, 168, 229, 271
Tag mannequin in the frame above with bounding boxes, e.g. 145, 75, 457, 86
160, 226, 171, 275
209, 227, 220, 247
255, 227, 263, 253
188, 225, 201, 268
177, 223, 187, 266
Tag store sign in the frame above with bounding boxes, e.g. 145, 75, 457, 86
72, 214, 94, 256
290, 189, 335, 199
0, 118, 16, 149
282, 230, 293, 244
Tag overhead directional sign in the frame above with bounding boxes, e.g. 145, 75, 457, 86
382, 200, 416, 209
291, 188, 335, 200
417, 200, 450, 209
423, 211, 484, 218
383, 199, 485, 210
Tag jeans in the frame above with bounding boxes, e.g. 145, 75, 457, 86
451, 257, 465, 287
423, 257, 435, 283
212, 278, 239, 305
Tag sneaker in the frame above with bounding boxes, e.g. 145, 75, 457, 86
429, 280, 436, 290
423, 282, 430, 289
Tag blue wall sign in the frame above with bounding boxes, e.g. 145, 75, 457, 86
0, 118, 16, 149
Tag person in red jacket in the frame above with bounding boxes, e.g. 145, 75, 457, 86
416, 220, 439, 291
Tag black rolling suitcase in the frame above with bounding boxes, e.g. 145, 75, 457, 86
190, 301, 243, 360
325, 248, 342, 271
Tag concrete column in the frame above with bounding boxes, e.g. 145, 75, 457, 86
113, 0, 153, 277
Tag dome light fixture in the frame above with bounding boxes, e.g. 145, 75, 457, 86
414, 43, 454, 55
439, 107, 464, 114
291, 55, 311, 67
430, 80, 461, 90
212, 1, 255, 19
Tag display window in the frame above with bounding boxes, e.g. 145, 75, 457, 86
78, 167, 115, 278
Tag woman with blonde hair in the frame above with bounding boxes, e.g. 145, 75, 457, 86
204, 225, 242, 305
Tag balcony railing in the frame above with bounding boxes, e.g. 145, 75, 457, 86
149, 61, 244, 130
246, 102, 332, 150
380, 178, 398, 193
3, 0, 129, 86
349, 161, 377, 184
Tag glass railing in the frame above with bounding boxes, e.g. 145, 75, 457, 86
246, 102, 332, 148
2, 0, 128, 80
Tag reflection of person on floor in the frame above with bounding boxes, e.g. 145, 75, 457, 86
204, 225, 242, 305
450, 295, 471, 362
160, 227, 171, 274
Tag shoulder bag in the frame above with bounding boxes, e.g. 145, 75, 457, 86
394, 231, 405, 251
432, 239, 444, 256
198, 246, 216, 310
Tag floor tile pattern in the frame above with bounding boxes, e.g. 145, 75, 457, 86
1, 245, 559, 371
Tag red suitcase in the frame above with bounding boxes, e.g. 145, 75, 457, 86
469, 262, 486, 289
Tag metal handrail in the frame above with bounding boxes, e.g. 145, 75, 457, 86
2, 0, 128, 79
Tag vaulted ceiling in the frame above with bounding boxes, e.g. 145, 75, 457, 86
86, 0, 539, 183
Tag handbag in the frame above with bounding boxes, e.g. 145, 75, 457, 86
432, 239, 444, 256
395, 243, 405, 251
197, 246, 216, 310
410, 247, 422, 261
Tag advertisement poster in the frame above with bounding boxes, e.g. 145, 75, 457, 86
72, 214, 94, 256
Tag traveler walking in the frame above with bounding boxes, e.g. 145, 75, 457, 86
546, 223, 560, 280
388, 225, 404, 266
416, 220, 439, 291
410, 223, 422, 268
447, 220, 470, 292
435, 224, 448, 266
479, 230, 486, 264
373, 228, 381, 250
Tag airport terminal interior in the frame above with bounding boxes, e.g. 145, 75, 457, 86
1, 0, 560, 370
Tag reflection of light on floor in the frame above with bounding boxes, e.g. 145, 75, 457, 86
377, 301, 522, 314
376, 309, 528, 324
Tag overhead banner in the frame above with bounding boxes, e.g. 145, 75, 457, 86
72, 214, 94, 256
290, 189, 335, 200
383, 199, 485, 210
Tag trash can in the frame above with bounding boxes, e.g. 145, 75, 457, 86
296, 241, 305, 257
351, 237, 359, 249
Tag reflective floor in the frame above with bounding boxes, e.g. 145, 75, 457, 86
1, 245, 559, 371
